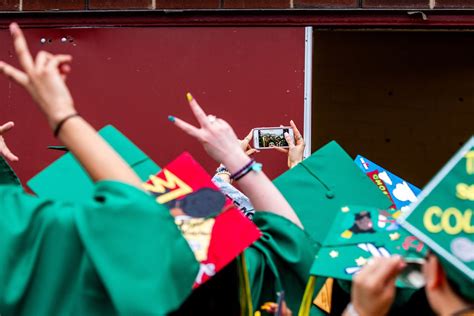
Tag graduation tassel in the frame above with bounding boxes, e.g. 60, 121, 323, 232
238, 253, 253, 316
297, 276, 316, 316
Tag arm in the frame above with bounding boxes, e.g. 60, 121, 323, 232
0, 23, 141, 188
170, 93, 303, 228
215, 130, 257, 184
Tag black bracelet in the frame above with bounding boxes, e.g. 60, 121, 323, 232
230, 159, 254, 180
230, 159, 262, 181
53, 113, 80, 138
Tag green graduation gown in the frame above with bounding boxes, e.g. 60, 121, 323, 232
0, 180, 315, 315
0, 181, 197, 315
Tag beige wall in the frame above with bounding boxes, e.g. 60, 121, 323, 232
312, 30, 474, 187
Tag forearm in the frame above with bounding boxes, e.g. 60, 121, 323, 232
58, 117, 142, 188
223, 151, 303, 228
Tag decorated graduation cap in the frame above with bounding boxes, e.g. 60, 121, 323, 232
273, 141, 392, 245
398, 136, 474, 301
144, 152, 261, 288
28, 125, 160, 203
311, 204, 427, 286
297, 204, 428, 315
0, 156, 21, 186
355, 155, 421, 211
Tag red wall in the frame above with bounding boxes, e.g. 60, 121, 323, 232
0, 26, 305, 183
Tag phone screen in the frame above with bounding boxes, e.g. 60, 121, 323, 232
257, 128, 290, 148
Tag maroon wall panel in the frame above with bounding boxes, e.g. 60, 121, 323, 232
0, 27, 305, 183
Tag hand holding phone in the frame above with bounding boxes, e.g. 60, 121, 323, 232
263, 120, 305, 169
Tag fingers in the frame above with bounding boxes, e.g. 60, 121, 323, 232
60, 63, 71, 74
10, 23, 34, 72
59, 63, 71, 78
246, 148, 259, 156
186, 93, 210, 128
271, 145, 289, 154
355, 257, 404, 290
0, 122, 18, 162
373, 256, 405, 286
290, 119, 304, 145
0, 61, 29, 86
1, 143, 19, 162
0, 121, 15, 134
46, 54, 72, 70
243, 129, 253, 142
172, 116, 203, 139
240, 129, 254, 151
261, 302, 277, 313
35, 50, 52, 72
284, 132, 295, 148
281, 301, 293, 316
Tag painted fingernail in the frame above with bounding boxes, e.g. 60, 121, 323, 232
186, 92, 193, 102
9, 23, 17, 35
168, 115, 176, 123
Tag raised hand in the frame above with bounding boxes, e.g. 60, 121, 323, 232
0, 23, 75, 129
171, 93, 303, 228
0, 22, 141, 187
170, 93, 246, 167
272, 120, 305, 169
0, 121, 19, 162
346, 256, 406, 316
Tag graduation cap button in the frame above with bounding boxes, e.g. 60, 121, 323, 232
325, 190, 335, 199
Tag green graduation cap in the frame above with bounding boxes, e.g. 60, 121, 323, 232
274, 141, 418, 315
398, 136, 474, 301
310, 204, 426, 287
0, 156, 21, 186
273, 141, 392, 244
28, 125, 160, 203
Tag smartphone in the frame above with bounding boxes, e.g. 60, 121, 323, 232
252, 127, 294, 150
275, 291, 285, 316
398, 258, 426, 289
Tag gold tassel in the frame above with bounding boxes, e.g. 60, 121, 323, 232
297, 276, 316, 316
238, 253, 253, 316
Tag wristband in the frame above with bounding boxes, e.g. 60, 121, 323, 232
230, 159, 262, 181
216, 165, 230, 174
53, 113, 80, 138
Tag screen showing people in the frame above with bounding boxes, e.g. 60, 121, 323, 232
253, 127, 294, 149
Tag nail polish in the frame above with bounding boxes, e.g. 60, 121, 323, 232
168, 115, 176, 123
186, 92, 193, 102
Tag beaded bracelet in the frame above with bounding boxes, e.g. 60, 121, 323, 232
230, 159, 263, 181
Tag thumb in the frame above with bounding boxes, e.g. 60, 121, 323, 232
271, 145, 289, 154
246, 148, 259, 156
0, 121, 14, 134
374, 256, 405, 287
